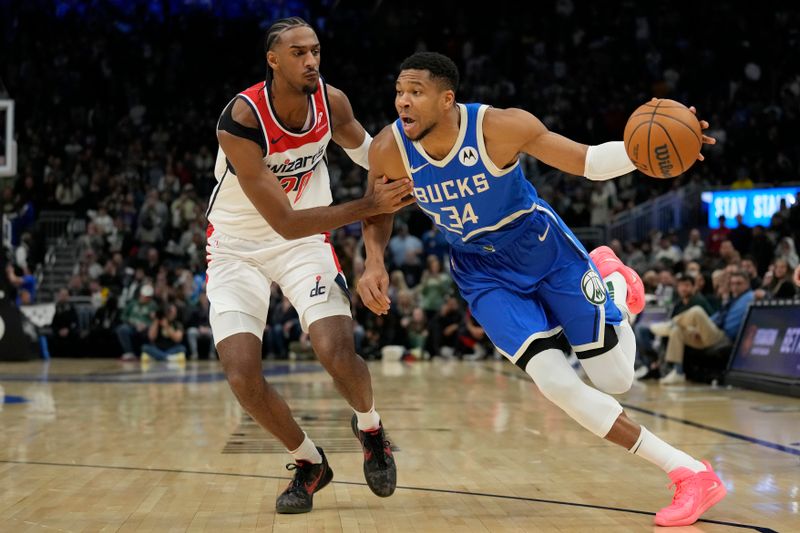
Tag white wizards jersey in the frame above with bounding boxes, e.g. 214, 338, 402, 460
207, 79, 333, 242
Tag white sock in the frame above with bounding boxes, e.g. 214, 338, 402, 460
604, 271, 630, 319
630, 426, 706, 473
288, 432, 322, 464
354, 403, 381, 431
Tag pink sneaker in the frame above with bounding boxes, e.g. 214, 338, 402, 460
589, 246, 645, 315
654, 461, 727, 527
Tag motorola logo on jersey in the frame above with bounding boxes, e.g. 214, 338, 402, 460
268, 145, 326, 175
581, 270, 607, 305
459, 146, 478, 167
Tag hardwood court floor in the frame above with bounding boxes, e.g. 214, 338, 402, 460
1, 358, 798, 532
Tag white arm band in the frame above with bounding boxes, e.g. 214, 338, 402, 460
343, 132, 372, 170
584, 141, 636, 181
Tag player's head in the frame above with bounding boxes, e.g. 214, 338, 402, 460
264, 17, 320, 95
396, 52, 460, 141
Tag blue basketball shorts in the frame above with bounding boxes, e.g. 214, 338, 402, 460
449, 200, 622, 367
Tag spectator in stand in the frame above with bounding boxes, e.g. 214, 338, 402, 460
87, 294, 122, 357
403, 307, 429, 359
49, 288, 80, 357
141, 303, 186, 363
185, 291, 215, 360
774, 237, 799, 269
266, 295, 300, 360
707, 215, 731, 256
388, 223, 422, 270
730, 172, 754, 190
426, 295, 463, 358
116, 284, 158, 361
750, 225, 775, 275
637, 273, 714, 379
421, 222, 449, 263
729, 214, 752, 255
655, 271, 753, 384
653, 235, 682, 268
456, 309, 489, 361
6, 263, 37, 306
740, 256, 762, 289
417, 255, 453, 321
682, 229, 705, 263
755, 258, 798, 300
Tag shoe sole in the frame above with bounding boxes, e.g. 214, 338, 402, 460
654, 483, 727, 526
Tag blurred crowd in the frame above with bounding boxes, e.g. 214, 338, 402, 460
1, 1, 799, 361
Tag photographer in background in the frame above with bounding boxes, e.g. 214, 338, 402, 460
141, 303, 185, 363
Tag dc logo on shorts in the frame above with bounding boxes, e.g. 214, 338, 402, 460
459, 146, 478, 166
310, 275, 327, 298
581, 270, 607, 305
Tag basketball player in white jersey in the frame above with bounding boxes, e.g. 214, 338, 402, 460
207, 17, 413, 514
360, 52, 725, 527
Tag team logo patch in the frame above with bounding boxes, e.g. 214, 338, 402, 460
581, 270, 607, 305
310, 275, 327, 298
459, 146, 478, 166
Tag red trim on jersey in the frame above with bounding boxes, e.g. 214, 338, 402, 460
205, 223, 215, 283
323, 232, 342, 273
239, 81, 330, 154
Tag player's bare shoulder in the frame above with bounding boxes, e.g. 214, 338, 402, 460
323, 84, 353, 125
482, 106, 544, 145
369, 124, 406, 180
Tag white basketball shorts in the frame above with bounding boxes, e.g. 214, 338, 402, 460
205, 225, 351, 342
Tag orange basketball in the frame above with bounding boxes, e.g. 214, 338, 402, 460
623, 99, 703, 179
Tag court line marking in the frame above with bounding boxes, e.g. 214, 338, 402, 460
0, 458, 776, 532
485, 364, 800, 457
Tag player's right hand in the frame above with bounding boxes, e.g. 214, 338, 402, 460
369, 176, 416, 215
358, 262, 391, 315
794, 265, 800, 287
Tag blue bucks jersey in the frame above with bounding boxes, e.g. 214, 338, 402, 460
392, 102, 622, 363
392, 103, 539, 252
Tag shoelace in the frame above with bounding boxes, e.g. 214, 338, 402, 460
667, 478, 697, 506
362, 430, 391, 468
284, 462, 312, 493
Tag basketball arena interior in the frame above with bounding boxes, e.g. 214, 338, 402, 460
1, 1, 799, 531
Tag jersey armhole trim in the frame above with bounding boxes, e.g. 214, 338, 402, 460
391, 122, 415, 179
238, 94, 271, 158
476, 105, 518, 177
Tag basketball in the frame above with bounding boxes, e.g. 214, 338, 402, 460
623, 99, 703, 179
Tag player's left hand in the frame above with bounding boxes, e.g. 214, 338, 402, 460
649, 98, 716, 161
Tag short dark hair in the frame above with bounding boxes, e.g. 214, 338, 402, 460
264, 17, 312, 83
399, 52, 459, 93
676, 273, 695, 285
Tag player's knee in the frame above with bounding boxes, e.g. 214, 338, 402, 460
224, 367, 264, 404
584, 349, 634, 394
534, 370, 579, 404
576, 324, 635, 394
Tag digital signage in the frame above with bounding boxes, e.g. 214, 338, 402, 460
701, 187, 800, 228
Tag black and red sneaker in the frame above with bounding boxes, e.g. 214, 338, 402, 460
275, 447, 334, 514
351, 414, 397, 497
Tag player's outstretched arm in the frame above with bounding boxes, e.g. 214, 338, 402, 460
326, 85, 371, 170
217, 101, 414, 240
485, 107, 635, 181
358, 126, 410, 315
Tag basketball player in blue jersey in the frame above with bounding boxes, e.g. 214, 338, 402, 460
209, 18, 412, 513
359, 52, 725, 527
